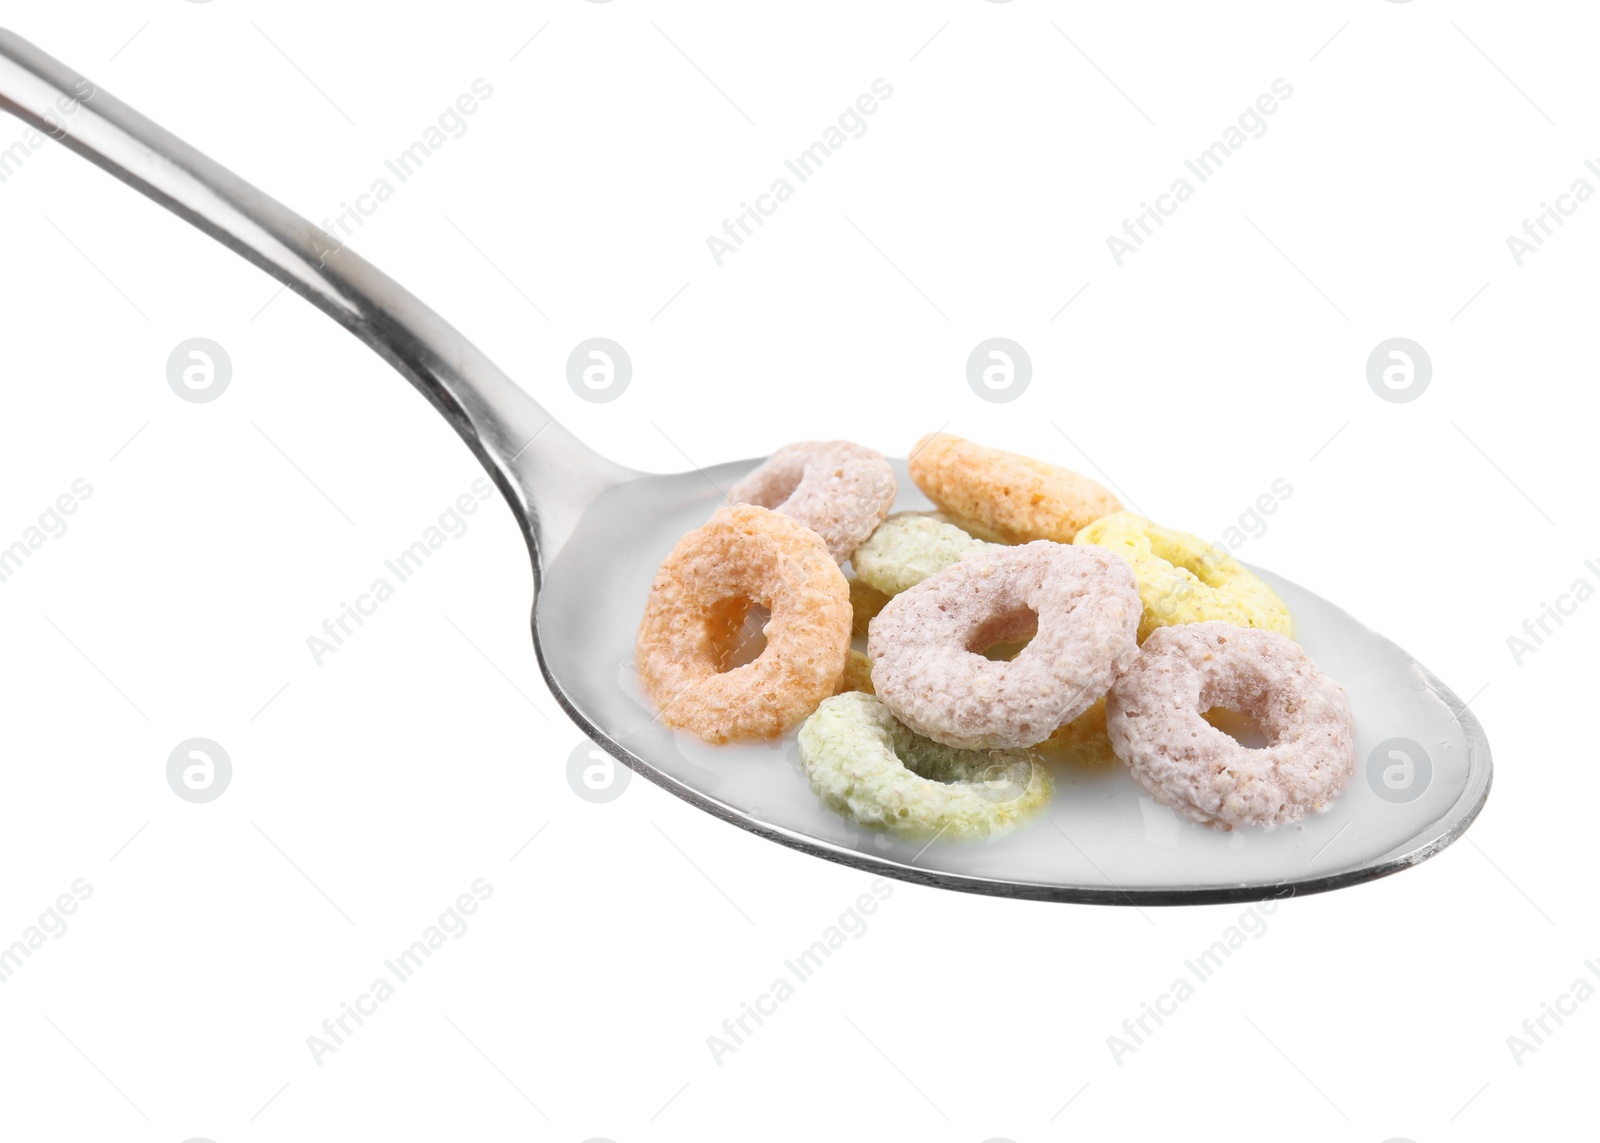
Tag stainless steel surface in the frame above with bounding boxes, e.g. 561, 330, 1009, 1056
0, 30, 1491, 904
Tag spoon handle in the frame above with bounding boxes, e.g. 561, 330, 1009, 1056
0, 29, 630, 575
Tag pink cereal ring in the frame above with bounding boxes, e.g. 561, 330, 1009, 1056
868, 541, 1142, 749
1105, 622, 1356, 831
728, 441, 897, 563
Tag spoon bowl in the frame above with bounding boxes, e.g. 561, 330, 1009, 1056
0, 31, 1490, 904
540, 457, 1490, 904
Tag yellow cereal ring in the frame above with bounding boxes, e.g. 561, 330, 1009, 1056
1042, 698, 1119, 767
1073, 512, 1292, 642
837, 649, 875, 695
907, 433, 1122, 544
847, 575, 890, 638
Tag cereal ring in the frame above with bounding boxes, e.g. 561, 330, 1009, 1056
798, 692, 1052, 840
869, 541, 1142, 749
729, 441, 897, 563
907, 433, 1121, 544
1074, 512, 1292, 642
1042, 698, 1119, 767
847, 575, 890, 638
636, 504, 851, 743
1105, 622, 1355, 830
852, 513, 995, 596
837, 649, 874, 695
933, 514, 1011, 546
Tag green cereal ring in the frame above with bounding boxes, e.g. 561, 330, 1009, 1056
798, 692, 1052, 841
852, 513, 994, 596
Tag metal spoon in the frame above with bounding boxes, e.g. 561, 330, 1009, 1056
0, 31, 1490, 904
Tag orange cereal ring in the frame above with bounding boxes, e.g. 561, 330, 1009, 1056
636, 504, 851, 743
907, 433, 1121, 544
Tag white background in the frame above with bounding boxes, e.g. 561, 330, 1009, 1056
0, 1, 1592, 1140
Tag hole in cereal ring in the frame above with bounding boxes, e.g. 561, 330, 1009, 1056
1146, 530, 1222, 584
966, 607, 1039, 662
981, 639, 1032, 663
1202, 706, 1270, 750
709, 598, 771, 672
763, 469, 804, 505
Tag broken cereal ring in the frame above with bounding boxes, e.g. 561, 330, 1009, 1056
798, 692, 1052, 841
1073, 512, 1292, 642
636, 504, 850, 743
869, 541, 1142, 749
852, 512, 995, 597
1106, 622, 1355, 830
729, 440, 897, 563
907, 432, 1121, 544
